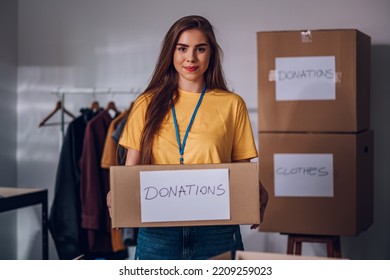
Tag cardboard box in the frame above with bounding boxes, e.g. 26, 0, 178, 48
110, 162, 260, 228
208, 251, 235, 260
258, 130, 373, 236
235, 250, 336, 260
209, 250, 339, 260
257, 29, 371, 132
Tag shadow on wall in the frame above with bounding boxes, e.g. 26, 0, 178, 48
26, 231, 42, 260
0, 212, 17, 259
342, 45, 390, 260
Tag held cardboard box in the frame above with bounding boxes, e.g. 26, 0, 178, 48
208, 251, 235, 260
257, 29, 371, 132
209, 250, 340, 260
258, 130, 373, 236
235, 250, 337, 260
110, 162, 260, 228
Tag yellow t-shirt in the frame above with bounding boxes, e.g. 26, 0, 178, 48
119, 89, 258, 164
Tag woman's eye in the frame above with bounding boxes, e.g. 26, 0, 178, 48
196, 47, 206, 53
178, 47, 186, 52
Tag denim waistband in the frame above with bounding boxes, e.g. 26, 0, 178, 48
135, 225, 243, 260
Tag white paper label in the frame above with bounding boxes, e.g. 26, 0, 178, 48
140, 169, 230, 222
274, 153, 334, 197
275, 56, 336, 101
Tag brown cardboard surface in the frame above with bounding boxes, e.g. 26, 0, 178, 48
257, 29, 371, 132
235, 250, 338, 260
208, 251, 235, 260
110, 162, 260, 228
258, 130, 373, 236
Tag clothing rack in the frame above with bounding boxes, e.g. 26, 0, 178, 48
52, 87, 142, 139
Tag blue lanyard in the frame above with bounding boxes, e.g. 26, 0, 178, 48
171, 85, 207, 164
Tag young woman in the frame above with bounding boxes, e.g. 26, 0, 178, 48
109, 15, 267, 260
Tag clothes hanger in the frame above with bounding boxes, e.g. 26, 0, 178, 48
90, 100, 100, 111
105, 88, 120, 115
89, 87, 101, 112
38, 100, 76, 127
106, 101, 119, 114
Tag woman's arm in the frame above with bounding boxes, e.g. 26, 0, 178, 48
125, 148, 141, 166
251, 180, 268, 229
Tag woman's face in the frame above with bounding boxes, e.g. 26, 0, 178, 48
173, 29, 211, 91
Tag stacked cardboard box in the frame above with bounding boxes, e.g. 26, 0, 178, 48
257, 29, 373, 236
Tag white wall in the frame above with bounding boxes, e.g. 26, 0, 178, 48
16, 0, 390, 259
0, 0, 18, 259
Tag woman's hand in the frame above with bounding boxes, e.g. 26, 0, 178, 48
106, 190, 112, 218
251, 181, 269, 230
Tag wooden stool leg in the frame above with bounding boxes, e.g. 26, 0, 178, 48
285, 234, 342, 258
326, 239, 334, 257
333, 237, 342, 258
295, 241, 302, 255
287, 236, 295, 255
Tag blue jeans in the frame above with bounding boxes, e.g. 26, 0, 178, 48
135, 225, 243, 260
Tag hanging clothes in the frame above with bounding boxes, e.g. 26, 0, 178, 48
79, 109, 122, 253
100, 110, 138, 248
111, 112, 130, 165
101, 110, 129, 168
108, 111, 139, 246
49, 108, 98, 259
100, 110, 129, 252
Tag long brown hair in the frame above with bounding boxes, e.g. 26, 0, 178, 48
139, 15, 229, 164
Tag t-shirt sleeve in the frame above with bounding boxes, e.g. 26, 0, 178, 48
118, 95, 148, 151
231, 96, 258, 161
